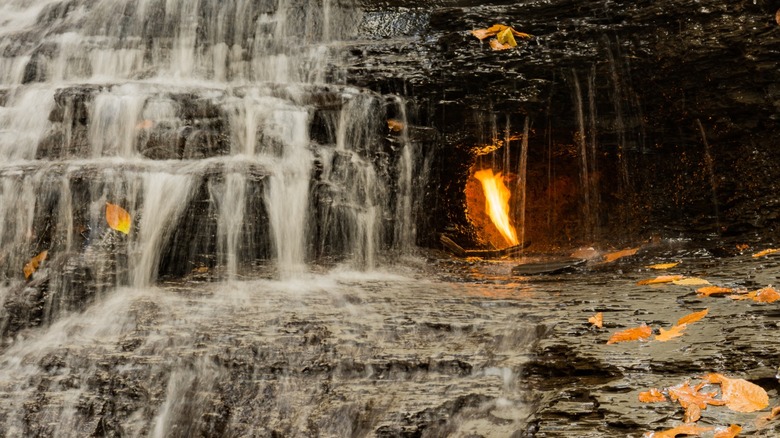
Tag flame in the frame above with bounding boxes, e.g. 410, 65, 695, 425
474, 169, 519, 246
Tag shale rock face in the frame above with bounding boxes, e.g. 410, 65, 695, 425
351, 0, 780, 248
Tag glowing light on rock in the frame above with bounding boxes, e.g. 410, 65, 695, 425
474, 169, 518, 246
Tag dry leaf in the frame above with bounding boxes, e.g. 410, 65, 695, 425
668, 381, 725, 410
644, 424, 713, 438
736, 243, 749, 251
471, 24, 506, 40
23, 250, 48, 280
471, 24, 532, 41
702, 373, 769, 413
603, 247, 638, 263
639, 388, 667, 403
756, 405, 780, 429
729, 287, 780, 303
676, 309, 708, 326
106, 202, 132, 234
697, 286, 733, 297
588, 312, 603, 328
684, 403, 702, 423
496, 27, 517, 47
755, 287, 780, 303
510, 29, 533, 39
387, 119, 405, 132
470, 29, 493, 40
607, 325, 652, 344
752, 248, 780, 258
489, 39, 512, 51
648, 262, 680, 270
713, 424, 741, 438
656, 324, 687, 342
673, 278, 711, 286
637, 275, 685, 285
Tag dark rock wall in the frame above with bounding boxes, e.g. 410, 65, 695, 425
348, 0, 780, 248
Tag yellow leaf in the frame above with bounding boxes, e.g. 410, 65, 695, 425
489, 39, 512, 51
672, 277, 711, 286
752, 248, 780, 258
697, 286, 733, 297
496, 27, 517, 47
603, 247, 638, 263
702, 373, 769, 413
607, 325, 652, 344
637, 275, 685, 285
387, 119, 404, 132
656, 324, 687, 342
23, 250, 48, 280
676, 309, 708, 326
647, 262, 680, 270
106, 202, 132, 234
644, 424, 713, 438
639, 388, 667, 403
713, 424, 742, 438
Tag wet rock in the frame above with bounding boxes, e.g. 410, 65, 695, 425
351, 0, 780, 247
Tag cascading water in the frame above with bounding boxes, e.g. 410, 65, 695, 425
0, 0, 475, 435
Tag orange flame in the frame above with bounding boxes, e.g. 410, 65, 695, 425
474, 169, 518, 246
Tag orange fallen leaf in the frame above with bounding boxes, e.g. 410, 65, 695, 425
736, 243, 749, 252
607, 324, 652, 344
729, 287, 780, 303
673, 277, 711, 286
755, 287, 780, 303
511, 30, 533, 39
684, 403, 702, 423
702, 373, 768, 413
588, 312, 603, 328
668, 381, 725, 410
756, 405, 780, 429
648, 262, 680, 270
676, 309, 708, 326
639, 388, 667, 403
697, 286, 733, 297
471, 24, 533, 41
603, 247, 638, 263
713, 424, 741, 438
23, 250, 48, 280
656, 324, 687, 342
106, 202, 132, 234
637, 275, 685, 285
387, 119, 404, 132
752, 248, 780, 258
489, 39, 512, 51
643, 424, 713, 438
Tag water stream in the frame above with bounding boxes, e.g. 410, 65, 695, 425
0, 1, 434, 434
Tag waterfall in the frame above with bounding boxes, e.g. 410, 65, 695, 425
0, 0, 427, 434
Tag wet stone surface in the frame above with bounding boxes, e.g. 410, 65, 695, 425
2, 242, 780, 436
